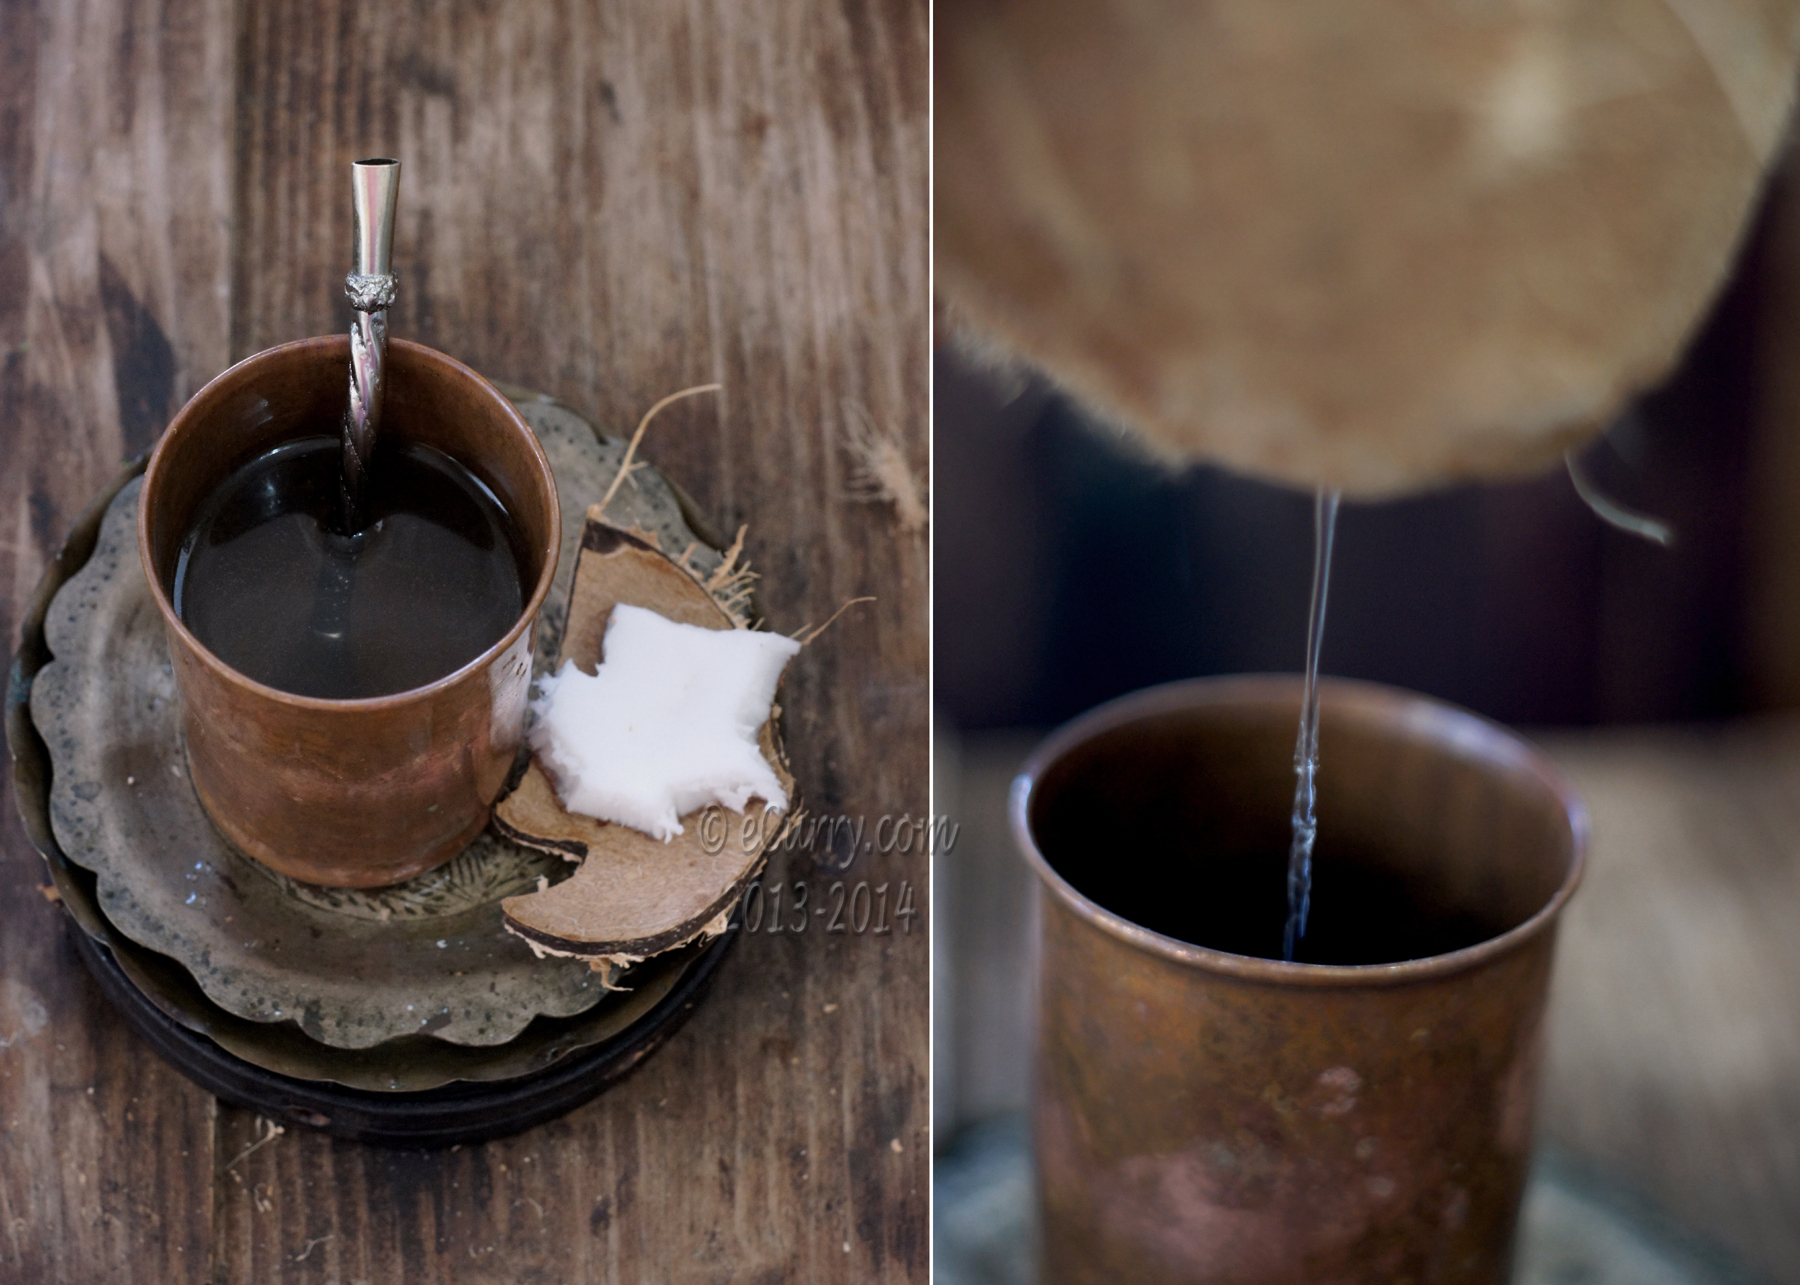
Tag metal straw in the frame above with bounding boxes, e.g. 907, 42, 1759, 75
341, 157, 401, 532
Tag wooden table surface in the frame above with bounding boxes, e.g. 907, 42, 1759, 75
0, 3, 929, 1281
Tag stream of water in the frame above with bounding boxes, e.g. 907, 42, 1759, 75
1282, 488, 1341, 963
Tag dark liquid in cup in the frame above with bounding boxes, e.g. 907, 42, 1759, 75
1056, 841, 1504, 965
174, 435, 526, 699
1032, 738, 1512, 965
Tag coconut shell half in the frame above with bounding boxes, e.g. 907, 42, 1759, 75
497, 507, 796, 962
937, 0, 1800, 496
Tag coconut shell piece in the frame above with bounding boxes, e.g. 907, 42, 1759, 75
497, 506, 796, 961
937, 0, 1800, 496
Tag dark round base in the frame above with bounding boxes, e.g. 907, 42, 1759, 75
68, 915, 737, 1147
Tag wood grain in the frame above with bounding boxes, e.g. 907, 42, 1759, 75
2, 2, 233, 1282
1536, 721, 1800, 1283
2, 0, 928, 1280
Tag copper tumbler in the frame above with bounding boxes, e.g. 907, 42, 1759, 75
1012, 675, 1586, 1284
138, 336, 560, 887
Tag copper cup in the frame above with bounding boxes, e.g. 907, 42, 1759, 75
138, 336, 559, 887
1013, 675, 1586, 1284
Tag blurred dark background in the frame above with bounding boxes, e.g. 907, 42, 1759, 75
935, 161, 1800, 732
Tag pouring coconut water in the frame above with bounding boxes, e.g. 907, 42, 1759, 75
942, 1, 1800, 1277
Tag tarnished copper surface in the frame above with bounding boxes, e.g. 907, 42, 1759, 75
1013, 676, 1586, 1284
138, 337, 560, 887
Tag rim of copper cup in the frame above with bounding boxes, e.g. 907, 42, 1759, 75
1010, 673, 1589, 989
137, 335, 561, 712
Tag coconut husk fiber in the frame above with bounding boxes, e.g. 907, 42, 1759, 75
497, 508, 795, 964
936, 0, 1800, 497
